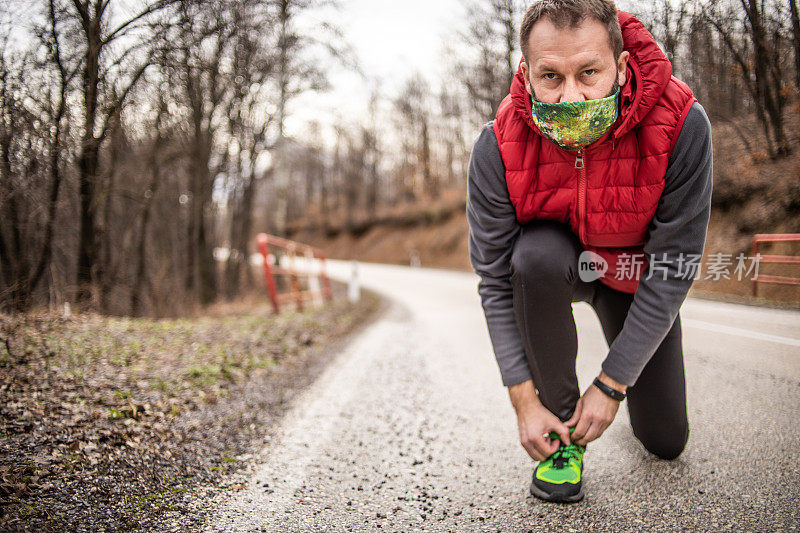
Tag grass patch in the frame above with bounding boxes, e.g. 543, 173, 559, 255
0, 282, 383, 531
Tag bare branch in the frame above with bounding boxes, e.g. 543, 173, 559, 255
102, 0, 179, 45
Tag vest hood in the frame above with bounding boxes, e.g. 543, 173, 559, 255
510, 11, 672, 141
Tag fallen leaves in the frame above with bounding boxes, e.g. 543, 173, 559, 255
0, 284, 380, 531
0, 463, 38, 499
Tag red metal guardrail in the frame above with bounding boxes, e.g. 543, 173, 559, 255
750, 233, 800, 297
256, 233, 333, 314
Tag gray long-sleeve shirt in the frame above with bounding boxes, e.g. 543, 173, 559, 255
466, 102, 713, 388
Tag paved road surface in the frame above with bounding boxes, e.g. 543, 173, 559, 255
208, 261, 800, 531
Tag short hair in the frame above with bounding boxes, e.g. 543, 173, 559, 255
519, 0, 624, 61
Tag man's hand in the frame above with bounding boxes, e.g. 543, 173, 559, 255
508, 380, 571, 461
566, 372, 625, 446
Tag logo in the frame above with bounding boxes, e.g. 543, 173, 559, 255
578, 250, 608, 282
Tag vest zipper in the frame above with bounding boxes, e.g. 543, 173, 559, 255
575, 149, 587, 244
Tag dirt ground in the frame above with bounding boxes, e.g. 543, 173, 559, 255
0, 281, 382, 532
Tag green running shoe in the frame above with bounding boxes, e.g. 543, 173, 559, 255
530, 432, 585, 503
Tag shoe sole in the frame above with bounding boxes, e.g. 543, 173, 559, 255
529, 482, 584, 504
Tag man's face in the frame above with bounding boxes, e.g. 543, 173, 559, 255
521, 17, 629, 104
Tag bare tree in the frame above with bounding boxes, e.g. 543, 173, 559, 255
455, 0, 520, 122
790, 0, 800, 90
395, 73, 439, 201
363, 127, 380, 217
270, 0, 339, 235
702, 0, 792, 158
437, 80, 469, 193
129, 76, 172, 315
0, 1, 76, 311
0, 0, 348, 313
222, 2, 281, 299
637, 0, 690, 76
62, 0, 179, 306
166, 0, 243, 304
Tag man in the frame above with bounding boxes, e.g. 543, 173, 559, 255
466, 0, 713, 503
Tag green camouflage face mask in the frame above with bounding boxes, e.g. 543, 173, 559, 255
531, 89, 620, 151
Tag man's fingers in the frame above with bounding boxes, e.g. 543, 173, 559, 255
574, 421, 593, 446
580, 423, 601, 445
554, 423, 571, 446
520, 433, 548, 461
530, 431, 559, 460
535, 436, 558, 459
523, 440, 545, 462
577, 420, 610, 446
586, 421, 610, 444
571, 416, 591, 443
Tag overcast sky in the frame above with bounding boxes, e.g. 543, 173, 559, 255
286, 0, 468, 139
288, 0, 639, 140
1, 0, 642, 142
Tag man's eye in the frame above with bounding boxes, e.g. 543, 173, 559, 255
543, 73, 557, 80
584, 69, 597, 76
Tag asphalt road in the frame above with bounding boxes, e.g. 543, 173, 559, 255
207, 260, 800, 532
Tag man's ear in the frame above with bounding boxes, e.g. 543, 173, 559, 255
617, 51, 630, 86
521, 59, 532, 95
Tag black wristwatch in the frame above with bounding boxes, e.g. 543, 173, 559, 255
592, 377, 626, 401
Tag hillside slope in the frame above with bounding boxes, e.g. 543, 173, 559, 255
290, 113, 800, 307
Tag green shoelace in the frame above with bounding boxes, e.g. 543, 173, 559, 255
550, 443, 584, 469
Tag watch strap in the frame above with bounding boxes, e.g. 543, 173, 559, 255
592, 377, 626, 401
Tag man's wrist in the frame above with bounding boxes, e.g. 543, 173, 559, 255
597, 371, 628, 394
508, 380, 542, 413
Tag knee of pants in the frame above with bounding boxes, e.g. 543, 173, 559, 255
510, 223, 579, 286
634, 422, 689, 460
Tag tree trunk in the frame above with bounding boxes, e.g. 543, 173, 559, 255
76, 14, 102, 304
744, 0, 789, 157
98, 117, 122, 313
226, 172, 256, 300
791, 0, 800, 90
365, 133, 378, 217
420, 119, 435, 198
76, 141, 100, 303
24, 0, 67, 310
131, 99, 166, 316
0, 97, 22, 309
320, 156, 330, 231
706, 5, 777, 155
501, 0, 515, 92
225, 137, 249, 301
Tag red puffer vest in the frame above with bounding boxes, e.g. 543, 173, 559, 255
494, 12, 696, 293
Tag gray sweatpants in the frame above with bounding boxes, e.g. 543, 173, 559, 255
510, 219, 689, 459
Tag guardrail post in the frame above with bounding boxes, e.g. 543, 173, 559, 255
348, 260, 360, 303
257, 233, 280, 314
318, 253, 333, 302
287, 243, 304, 312
752, 238, 760, 297
305, 247, 323, 307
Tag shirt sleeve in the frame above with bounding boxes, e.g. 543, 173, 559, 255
466, 123, 532, 387
601, 102, 714, 386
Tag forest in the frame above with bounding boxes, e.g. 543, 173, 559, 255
1, 0, 798, 316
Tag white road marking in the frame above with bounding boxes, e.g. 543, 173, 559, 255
682, 318, 800, 348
